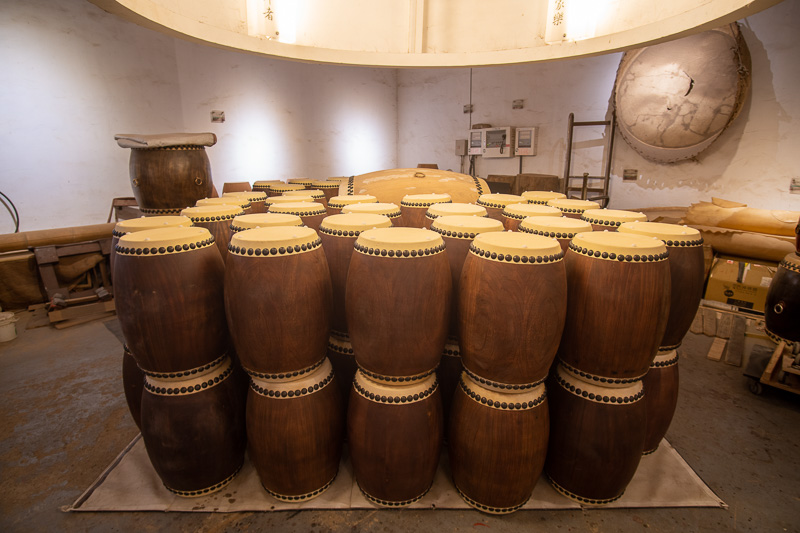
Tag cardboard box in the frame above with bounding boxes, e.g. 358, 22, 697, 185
704, 254, 778, 313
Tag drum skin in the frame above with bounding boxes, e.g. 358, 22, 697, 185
114, 230, 229, 374
346, 229, 451, 378
545, 364, 646, 504
459, 234, 567, 386
449, 375, 549, 514
348, 371, 443, 506
399, 194, 452, 228
557, 238, 670, 379
247, 360, 343, 501
139, 357, 246, 496
642, 351, 680, 454
129, 147, 213, 215
342, 169, 488, 207
224, 229, 332, 375
122, 345, 144, 430
519, 216, 592, 254
765, 253, 800, 343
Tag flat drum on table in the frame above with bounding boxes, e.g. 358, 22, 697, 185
545, 362, 646, 505
459, 231, 567, 387
557, 231, 671, 379
140, 355, 246, 497
347, 370, 443, 507
224, 226, 332, 375
345, 227, 452, 380
114, 226, 229, 373
247, 358, 343, 502
449, 374, 549, 514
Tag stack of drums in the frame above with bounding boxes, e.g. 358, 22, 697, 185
451, 232, 566, 513
111, 215, 193, 429
476, 193, 527, 222
764, 252, 800, 346
423, 203, 487, 230
229, 213, 303, 238
547, 198, 601, 219
429, 215, 503, 427
223, 191, 268, 213
269, 183, 306, 197
501, 203, 562, 231
287, 178, 315, 189
311, 180, 340, 204
269, 201, 327, 231
318, 213, 393, 414
546, 231, 671, 504
252, 180, 284, 193
284, 188, 327, 206
346, 227, 451, 506
327, 195, 378, 216
522, 191, 566, 205
619, 221, 705, 454
581, 208, 647, 231
399, 193, 452, 228
181, 205, 244, 262
196, 196, 253, 215
342, 202, 402, 226
519, 216, 593, 253
224, 226, 343, 502
114, 226, 246, 497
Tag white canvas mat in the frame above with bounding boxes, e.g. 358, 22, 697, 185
67, 435, 724, 512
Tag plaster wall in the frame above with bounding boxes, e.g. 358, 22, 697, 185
397, 0, 800, 211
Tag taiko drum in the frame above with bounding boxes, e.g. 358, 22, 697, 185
545, 362, 646, 505
519, 216, 592, 253
501, 203, 562, 231
641, 349, 679, 454
346, 227, 452, 379
476, 193, 527, 222
122, 344, 144, 430
311, 180, 341, 203
580, 208, 647, 231
348, 370, 443, 507
196, 196, 253, 215
268, 201, 327, 231
459, 231, 567, 387
229, 213, 303, 237
327, 332, 357, 413
399, 193, 452, 228
318, 213, 393, 334
449, 374, 549, 514
114, 227, 228, 373
111, 215, 192, 278
327, 195, 378, 216
547, 198, 601, 219
247, 358, 343, 502
139, 355, 246, 496
224, 226, 332, 375
437, 339, 462, 426
269, 182, 307, 196
341, 202, 402, 226
557, 231, 671, 379
181, 204, 244, 262
252, 180, 284, 193
522, 190, 566, 205
287, 178, 315, 188
223, 191, 267, 213
764, 253, 800, 344
424, 202, 487, 230
284, 189, 326, 207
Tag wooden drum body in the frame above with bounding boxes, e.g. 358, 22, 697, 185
327, 333, 357, 413
501, 203, 561, 231
346, 227, 452, 379
319, 213, 392, 335
128, 146, 213, 215
268, 183, 306, 197
111, 215, 193, 280
122, 344, 144, 430
140, 355, 246, 496
341, 202, 402, 226
247, 358, 343, 501
229, 213, 303, 238
642, 350, 680, 454
400, 193, 451, 228
268, 201, 327, 231
327, 195, 377, 216
424, 203, 487, 230
223, 191, 267, 213
765, 253, 800, 344
558, 232, 671, 379
459, 232, 567, 386
545, 363, 646, 504
547, 198, 600, 220
519, 216, 592, 254
348, 371, 443, 506
476, 194, 526, 222
312, 181, 341, 204
114, 227, 228, 373
580, 208, 647, 232
224, 226, 332, 375
522, 191, 566, 205
181, 205, 244, 263
449, 374, 549, 514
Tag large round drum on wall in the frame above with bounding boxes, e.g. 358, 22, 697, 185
614, 23, 751, 163
115, 133, 216, 216
459, 231, 567, 387
558, 231, 670, 379
345, 227, 452, 380
224, 226, 332, 375
341, 169, 489, 207
114, 226, 228, 374
348, 370, 443, 507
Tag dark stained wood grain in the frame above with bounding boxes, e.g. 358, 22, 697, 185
643, 359, 680, 454
129, 147, 213, 212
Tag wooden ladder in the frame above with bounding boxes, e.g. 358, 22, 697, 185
561, 112, 616, 208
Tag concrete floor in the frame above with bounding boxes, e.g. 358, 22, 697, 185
0, 312, 798, 533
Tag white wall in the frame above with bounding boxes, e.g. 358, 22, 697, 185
397, 0, 800, 212
0, 0, 398, 233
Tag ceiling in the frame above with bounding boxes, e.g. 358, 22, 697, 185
87, 0, 784, 67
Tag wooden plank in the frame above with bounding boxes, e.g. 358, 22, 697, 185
724, 315, 747, 366
53, 311, 116, 330
702, 308, 718, 337
34, 246, 59, 264
690, 309, 704, 334
48, 300, 115, 322
760, 341, 786, 382
707, 337, 727, 361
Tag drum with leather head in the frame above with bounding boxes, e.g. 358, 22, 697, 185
252, 180, 284, 193
399, 193, 452, 228
223, 191, 267, 213
311, 180, 341, 204
519, 216, 592, 253
547, 198, 601, 220
327, 195, 378, 216
284, 188, 326, 205
111, 215, 192, 277
424, 202, 487, 229
287, 178, 315, 189
501, 203, 562, 231
229, 213, 303, 236
581, 209, 647, 232
181, 205, 244, 262
224, 226, 332, 375
342, 202, 401, 226
268, 201, 328, 231
522, 191, 566, 205
269, 183, 307, 197
476, 193, 527, 222
197, 196, 252, 215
